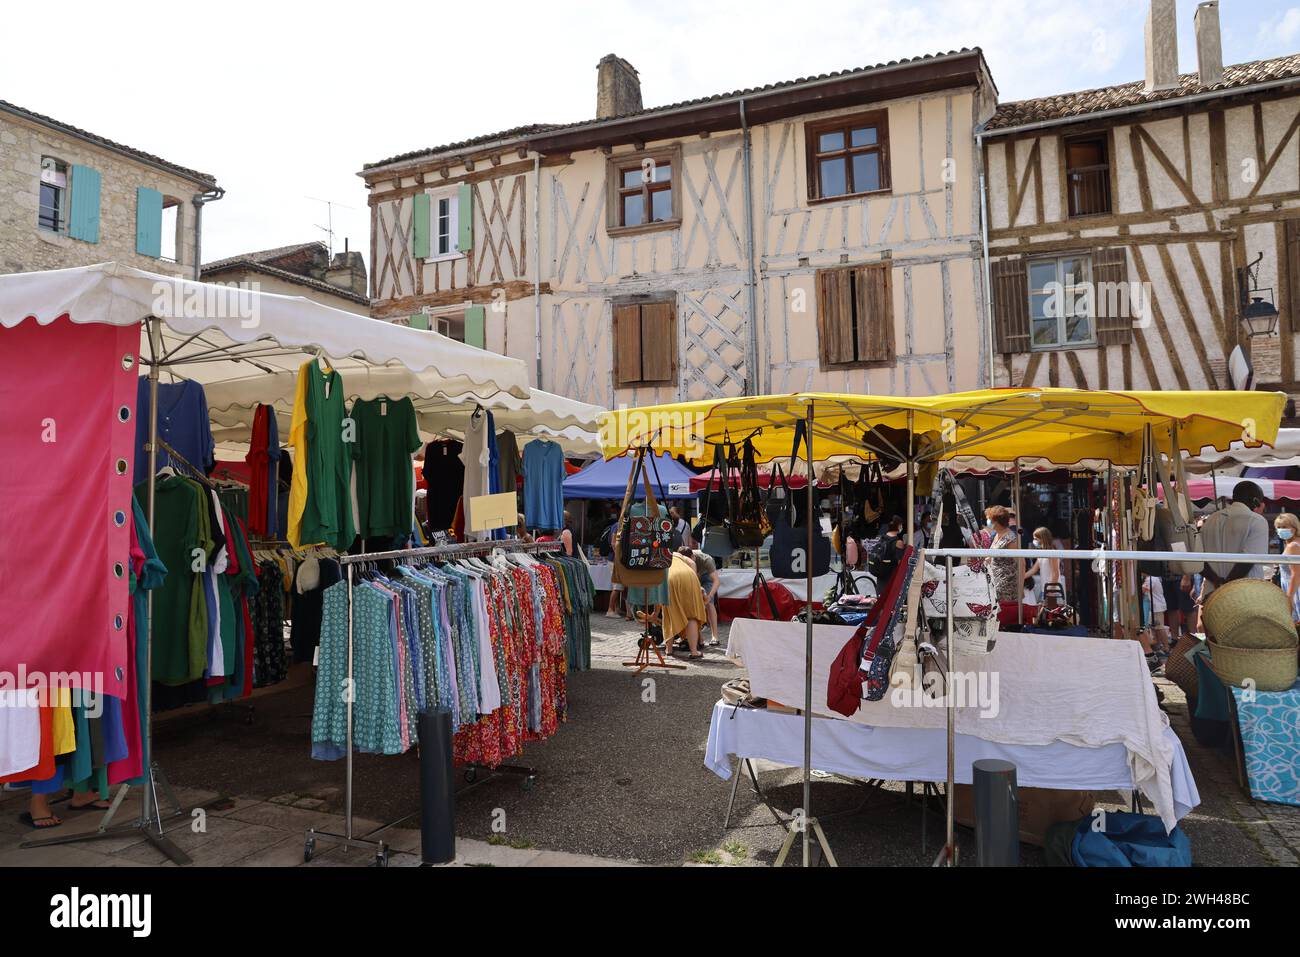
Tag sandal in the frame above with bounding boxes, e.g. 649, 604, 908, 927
688, 652, 705, 660
18, 811, 62, 830
65, 798, 112, 813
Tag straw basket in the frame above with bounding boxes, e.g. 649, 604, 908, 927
1206, 638, 1299, 693
1202, 579, 1299, 650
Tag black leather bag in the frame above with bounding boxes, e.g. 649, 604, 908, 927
770, 421, 831, 579
727, 439, 770, 548
693, 444, 733, 561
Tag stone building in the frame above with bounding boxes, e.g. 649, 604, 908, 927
202, 241, 370, 313
0, 98, 220, 278
982, 0, 1300, 406
361, 50, 996, 405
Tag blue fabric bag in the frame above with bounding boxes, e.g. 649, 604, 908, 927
1070, 812, 1192, 867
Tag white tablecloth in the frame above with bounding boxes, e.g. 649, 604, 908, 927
726, 618, 1193, 831
704, 701, 1199, 822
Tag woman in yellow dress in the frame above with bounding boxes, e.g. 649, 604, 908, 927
662, 547, 710, 660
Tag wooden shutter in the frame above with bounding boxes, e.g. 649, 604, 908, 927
855, 262, 895, 363
463, 304, 486, 349
991, 256, 1031, 353
134, 188, 163, 258
816, 268, 855, 366
457, 183, 473, 253
1285, 219, 1300, 332
408, 313, 430, 331
1092, 246, 1133, 345
411, 192, 431, 259
639, 301, 676, 382
68, 165, 101, 243
613, 304, 643, 385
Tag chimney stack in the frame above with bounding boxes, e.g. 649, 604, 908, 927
1195, 1, 1224, 87
596, 55, 642, 119
1144, 0, 1179, 93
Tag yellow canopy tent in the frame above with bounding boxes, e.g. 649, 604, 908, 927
600, 388, 1286, 468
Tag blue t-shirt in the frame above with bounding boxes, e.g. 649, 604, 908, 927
522, 439, 565, 531
133, 378, 215, 480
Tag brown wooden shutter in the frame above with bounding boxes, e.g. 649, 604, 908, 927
613, 303, 643, 386
991, 256, 1031, 353
1285, 219, 1300, 332
855, 262, 895, 363
1092, 246, 1133, 345
640, 300, 676, 382
816, 268, 855, 366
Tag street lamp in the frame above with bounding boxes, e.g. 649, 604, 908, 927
1238, 252, 1279, 338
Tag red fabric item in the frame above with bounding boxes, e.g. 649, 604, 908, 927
245, 405, 271, 537
826, 545, 913, 717
0, 705, 54, 783
0, 315, 136, 699
746, 579, 801, 621
998, 601, 1039, 627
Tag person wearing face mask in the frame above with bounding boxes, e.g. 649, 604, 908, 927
1275, 512, 1300, 625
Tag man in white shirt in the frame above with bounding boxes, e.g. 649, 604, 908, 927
1199, 481, 1271, 596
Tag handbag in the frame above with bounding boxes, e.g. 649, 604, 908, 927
827, 548, 914, 718
746, 571, 799, 621
1160, 424, 1205, 575
850, 461, 885, 541
727, 439, 771, 548
861, 546, 919, 701
770, 423, 831, 580
694, 444, 734, 562
1135, 426, 1172, 576
612, 448, 673, 587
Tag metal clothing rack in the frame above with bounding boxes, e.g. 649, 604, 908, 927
305, 536, 562, 866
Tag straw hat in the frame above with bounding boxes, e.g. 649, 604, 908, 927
1202, 579, 1300, 650
1206, 638, 1298, 693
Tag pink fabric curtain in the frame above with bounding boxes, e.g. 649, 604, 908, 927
0, 315, 140, 699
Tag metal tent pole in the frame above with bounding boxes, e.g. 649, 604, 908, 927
1014, 459, 1024, 626
944, 555, 956, 865
906, 412, 916, 546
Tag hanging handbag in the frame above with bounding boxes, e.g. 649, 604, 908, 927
1136, 425, 1173, 576
727, 439, 771, 548
769, 421, 831, 579
861, 546, 919, 702
694, 444, 734, 562
827, 547, 915, 717
1160, 423, 1205, 576
613, 448, 674, 587
746, 570, 800, 621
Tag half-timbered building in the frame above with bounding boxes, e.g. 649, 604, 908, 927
362, 50, 996, 407
983, 0, 1300, 408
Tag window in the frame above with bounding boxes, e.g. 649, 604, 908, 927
806, 111, 890, 202
613, 298, 677, 386
416, 186, 462, 260
39, 156, 67, 232
606, 146, 681, 234
435, 194, 455, 256
160, 198, 180, 262
1028, 255, 1095, 349
815, 262, 894, 368
1064, 134, 1111, 217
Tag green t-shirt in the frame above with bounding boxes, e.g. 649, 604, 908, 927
351, 396, 422, 539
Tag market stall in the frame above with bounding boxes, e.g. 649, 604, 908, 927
0, 261, 598, 865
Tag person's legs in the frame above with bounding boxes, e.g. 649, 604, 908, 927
683, 620, 702, 656
703, 589, 719, 645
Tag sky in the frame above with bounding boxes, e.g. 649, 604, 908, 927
4, 0, 1300, 268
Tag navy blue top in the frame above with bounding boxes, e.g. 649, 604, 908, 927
133, 377, 215, 480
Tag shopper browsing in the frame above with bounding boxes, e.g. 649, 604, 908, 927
1199, 481, 1271, 595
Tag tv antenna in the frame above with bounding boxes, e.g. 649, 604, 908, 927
306, 196, 358, 258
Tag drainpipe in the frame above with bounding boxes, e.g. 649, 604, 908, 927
192, 187, 225, 280
739, 99, 760, 396
533, 152, 543, 389
976, 128, 995, 388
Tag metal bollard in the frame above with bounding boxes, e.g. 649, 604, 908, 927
417, 707, 456, 865
972, 758, 1019, 867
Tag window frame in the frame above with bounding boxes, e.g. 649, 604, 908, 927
805, 110, 892, 204
612, 295, 678, 387
1062, 131, 1114, 219
606, 145, 682, 237
1027, 253, 1098, 351
38, 156, 68, 233
424, 185, 463, 261
159, 197, 181, 263
815, 261, 895, 370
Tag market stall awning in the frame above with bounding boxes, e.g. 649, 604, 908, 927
562, 451, 699, 500
1185, 476, 1300, 504
0, 261, 531, 401
600, 389, 1286, 467
1184, 428, 1300, 473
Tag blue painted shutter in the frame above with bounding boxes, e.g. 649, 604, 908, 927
67, 165, 101, 243
464, 304, 486, 349
411, 192, 431, 259
135, 187, 164, 258
457, 184, 472, 253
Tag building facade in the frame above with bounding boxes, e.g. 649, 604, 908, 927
202, 241, 370, 313
0, 99, 219, 279
983, 0, 1300, 406
362, 51, 996, 407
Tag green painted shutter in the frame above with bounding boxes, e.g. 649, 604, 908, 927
409, 312, 430, 331
464, 304, 486, 349
411, 192, 431, 259
135, 187, 164, 258
457, 183, 472, 253
67, 165, 101, 243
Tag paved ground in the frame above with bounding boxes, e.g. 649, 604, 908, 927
2, 614, 1296, 866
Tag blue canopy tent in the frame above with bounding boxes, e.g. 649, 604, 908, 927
563, 451, 700, 500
